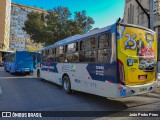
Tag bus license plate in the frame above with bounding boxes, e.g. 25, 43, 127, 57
138, 75, 147, 80
140, 87, 147, 92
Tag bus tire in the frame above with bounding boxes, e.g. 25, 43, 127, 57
62, 75, 72, 94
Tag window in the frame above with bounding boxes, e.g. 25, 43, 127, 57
52, 48, 55, 54
49, 49, 52, 55
79, 50, 96, 62
42, 50, 47, 62
47, 57, 54, 62
45, 49, 49, 56
67, 43, 77, 53
6, 54, 15, 62
97, 33, 111, 62
90, 37, 96, 49
56, 46, 64, 55
98, 49, 110, 62
79, 36, 96, 62
66, 53, 78, 62
98, 34, 110, 48
65, 42, 78, 62
57, 46, 65, 62
42, 51, 44, 56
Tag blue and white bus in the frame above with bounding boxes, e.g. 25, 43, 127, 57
4, 51, 39, 74
35, 22, 157, 98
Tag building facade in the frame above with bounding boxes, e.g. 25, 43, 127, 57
0, 0, 11, 61
10, 3, 47, 51
123, 0, 150, 28
0, 0, 11, 51
154, 0, 160, 14
123, 0, 160, 60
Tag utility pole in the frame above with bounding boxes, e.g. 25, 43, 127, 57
150, 0, 154, 30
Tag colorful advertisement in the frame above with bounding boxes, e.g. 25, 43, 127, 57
117, 25, 157, 85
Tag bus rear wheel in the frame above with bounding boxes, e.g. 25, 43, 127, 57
62, 75, 71, 94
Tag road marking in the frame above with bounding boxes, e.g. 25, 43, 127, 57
0, 77, 37, 79
0, 86, 2, 94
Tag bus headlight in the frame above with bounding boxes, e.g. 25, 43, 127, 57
127, 58, 133, 66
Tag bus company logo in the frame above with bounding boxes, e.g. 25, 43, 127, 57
2, 112, 11, 117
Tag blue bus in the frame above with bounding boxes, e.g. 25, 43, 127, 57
4, 51, 39, 74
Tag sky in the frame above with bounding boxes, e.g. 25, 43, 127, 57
12, 0, 125, 28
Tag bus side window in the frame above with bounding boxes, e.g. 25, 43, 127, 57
79, 37, 96, 62
52, 48, 54, 55
76, 42, 78, 51
66, 42, 78, 62
80, 41, 84, 51
98, 33, 111, 62
65, 45, 68, 53
42, 50, 45, 62
57, 46, 66, 62
90, 37, 96, 49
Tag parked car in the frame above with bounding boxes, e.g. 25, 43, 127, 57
0, 61, 4, 67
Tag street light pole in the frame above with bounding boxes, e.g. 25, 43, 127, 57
150, 0, 154, 30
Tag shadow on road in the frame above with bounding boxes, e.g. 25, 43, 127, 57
39, 79, 128, 111
11, 72, 33, 76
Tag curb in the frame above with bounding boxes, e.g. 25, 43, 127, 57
155, 80, 160, 93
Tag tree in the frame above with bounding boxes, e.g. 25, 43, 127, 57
23, 12, 46, 43
74, 10, 95, 33
23, 6, 95, 46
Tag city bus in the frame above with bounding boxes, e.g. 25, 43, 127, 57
4, 51, 40, 75
34, 22, 158, 98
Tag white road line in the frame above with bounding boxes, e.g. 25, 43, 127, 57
0, 86, 2, 94
0, 77, 37, 79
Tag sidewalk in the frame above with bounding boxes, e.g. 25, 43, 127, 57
156, 62, 160, 93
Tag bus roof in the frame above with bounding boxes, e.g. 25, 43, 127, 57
40, 22, 155, 51
41, 23, 116, 51
4, 51, 36, 57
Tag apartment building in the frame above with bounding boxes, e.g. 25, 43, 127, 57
10, 3, 47, 51
0, 0, 11, 61
0, 0, 11, 51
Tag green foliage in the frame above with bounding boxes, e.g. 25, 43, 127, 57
23, 6, 95, 46
74, 10, 94, 33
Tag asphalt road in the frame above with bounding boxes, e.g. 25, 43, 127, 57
0, 67, 160, 120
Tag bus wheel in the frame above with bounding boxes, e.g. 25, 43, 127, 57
37, 70, 40, 78
62, 75, 71, 94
